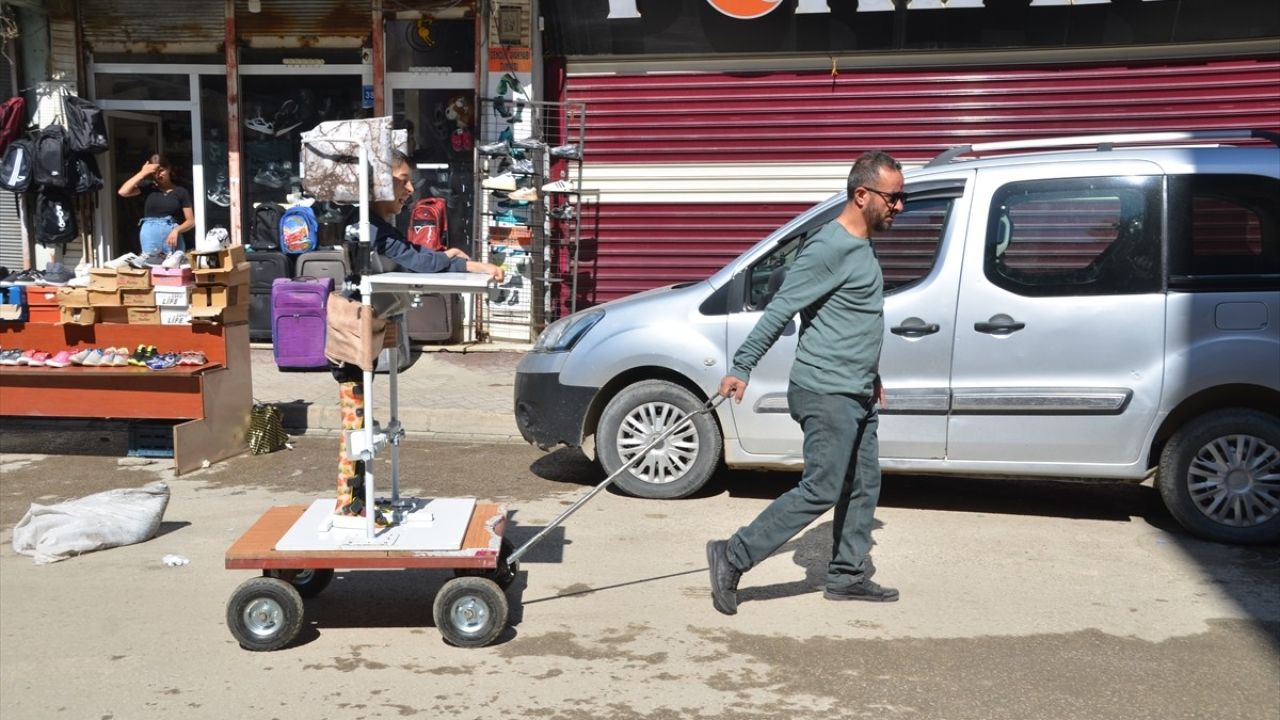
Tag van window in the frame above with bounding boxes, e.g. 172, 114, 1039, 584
1168, 174, 1279, 286
745, 196, 954, 310
985, 176, 1161, 297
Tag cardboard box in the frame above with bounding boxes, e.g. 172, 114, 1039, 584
27, 306, 60, 324
57, 287, 91, 307
159, 307, 192, 325
194, 260, 250, 288
25, 285, 60, 306
89, 268, 118, 291
116, 266, 152, 290
191, 285, 242, 309
97, 307, 130, 324
154, 285, 192, 307
88, 288, 123, 307
59, 306, 97, 325
121, 289, 156, 307
190, 244, 246, 273
151, 266, 193, 286
190, 302, 249, 325
126, 306, 160, 325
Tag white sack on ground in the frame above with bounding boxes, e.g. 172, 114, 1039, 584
11, 481, 170, 564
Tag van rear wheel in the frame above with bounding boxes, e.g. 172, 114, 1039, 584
598, 380, 722, 499
1158, 409, 1280, 545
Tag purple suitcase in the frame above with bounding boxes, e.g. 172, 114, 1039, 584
271, 276, 333, 369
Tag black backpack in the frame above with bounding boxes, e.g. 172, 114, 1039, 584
35, 189, 77, 245
33, 124, 70, 189
250, 202, 285, 250
0, 137, 33, 193
62, 95, 108, 154
70, 152, 103, 195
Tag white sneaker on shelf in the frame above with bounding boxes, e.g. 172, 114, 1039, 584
197, 227, 229, 254
508, 186, 539, 201
103, 252, 139, 269
482, 173, 518, 192
162, 251, 186, 269
541, 179, 577, 193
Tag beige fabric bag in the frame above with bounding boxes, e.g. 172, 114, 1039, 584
300, 116, 395, 202
325, 292, 399, 371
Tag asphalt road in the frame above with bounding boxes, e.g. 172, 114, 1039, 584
1, 433, 1277, 720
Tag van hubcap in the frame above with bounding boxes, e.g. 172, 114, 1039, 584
1187, 434, 1280, 528
617, 401, 699, 485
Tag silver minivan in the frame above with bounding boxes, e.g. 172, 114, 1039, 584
514, 131, 1280, 545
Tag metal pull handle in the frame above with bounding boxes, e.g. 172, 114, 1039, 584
506, 394, 726, 567
890, 319, 941, 337
974, 314, 1026, 335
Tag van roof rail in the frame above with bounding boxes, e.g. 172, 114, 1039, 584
924, 129, 1280, 168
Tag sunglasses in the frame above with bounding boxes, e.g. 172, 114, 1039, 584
861, 186, 908, 206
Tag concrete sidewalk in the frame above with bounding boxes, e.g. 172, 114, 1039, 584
248, 342, 530, 443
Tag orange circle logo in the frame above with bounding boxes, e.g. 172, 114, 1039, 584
706, 0, 784, 20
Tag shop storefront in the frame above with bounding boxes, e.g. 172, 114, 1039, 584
541, 0, 1280, 305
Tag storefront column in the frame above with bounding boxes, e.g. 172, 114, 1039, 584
224, 0, 243, 246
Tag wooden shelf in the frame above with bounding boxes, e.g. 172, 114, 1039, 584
0, 321, 253, 474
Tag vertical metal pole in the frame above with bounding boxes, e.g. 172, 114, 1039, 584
388, 314, 401, 506
357, 143, 376, 541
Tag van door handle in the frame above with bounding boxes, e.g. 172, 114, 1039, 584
974, 314, 1025, 335
890, 318, 941, 337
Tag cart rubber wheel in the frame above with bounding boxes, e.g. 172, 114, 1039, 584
226, 577, 305, 652
264, 568, 335, 598
454, 538, 518, 590
433, 576, 509, 648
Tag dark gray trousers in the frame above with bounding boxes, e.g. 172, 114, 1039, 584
726, 382, 882, 590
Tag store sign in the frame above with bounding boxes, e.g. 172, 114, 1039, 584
608, 0, 1161, 19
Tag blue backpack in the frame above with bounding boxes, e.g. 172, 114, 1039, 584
279, 205, 318, 254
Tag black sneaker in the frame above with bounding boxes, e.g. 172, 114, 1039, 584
142, 251, 168, 267
549, 205, 577, 221
42, 263, 74, 285
706, 539, 741, 616
823, 580, 899, 603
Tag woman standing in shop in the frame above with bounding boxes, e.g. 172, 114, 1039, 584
117, 153, 195, 262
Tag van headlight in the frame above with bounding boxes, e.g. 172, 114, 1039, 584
533, 309, 604, 353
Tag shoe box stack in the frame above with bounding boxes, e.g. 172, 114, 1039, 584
153, 261, 195, 325
189, 245, 251, 325
85, 262, 156, 324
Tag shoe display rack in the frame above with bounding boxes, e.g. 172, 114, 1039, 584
0, 247, 254, 474
475, 96, 588, 342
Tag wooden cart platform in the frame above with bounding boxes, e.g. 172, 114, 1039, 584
225, 502, 509, 572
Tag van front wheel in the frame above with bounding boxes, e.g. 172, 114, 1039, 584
598, 380, 722, 499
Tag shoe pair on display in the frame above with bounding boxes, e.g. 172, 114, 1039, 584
245, 100, 303, 138
161, 251, 187, 269
482, 173, 519, 192
141, 251, 169, 267
1, 268, 43, 286
550, 143, 582, 160
501, 158, 537, 176
254, 161, 297, 190
207, 173, 231, 207
40, 262, 74, 286
549, 204, 577, 221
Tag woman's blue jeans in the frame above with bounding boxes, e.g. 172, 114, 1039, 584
139, 217, 183, 255
726, 382, 882, 590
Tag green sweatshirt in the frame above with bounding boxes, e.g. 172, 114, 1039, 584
729, 219, 884, 397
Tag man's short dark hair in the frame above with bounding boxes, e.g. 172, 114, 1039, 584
847, 151, 902, 197
392, 149, 411, 168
